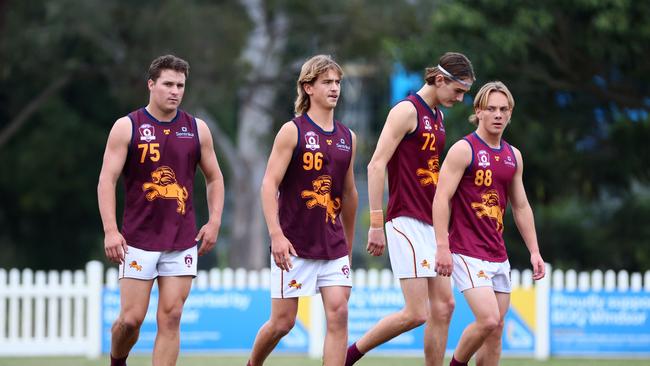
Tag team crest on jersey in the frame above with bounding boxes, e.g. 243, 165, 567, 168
142, 166, 189, 215
139, 123, 156, 142
326, 139, 333, 145
163, 129, 171, 135
423, 116, 433, 131
305, 131, 320, 151
301, 175, 341, 223
336, 138, 350, 152
176, 126, 195, 139
471, 189, 504, 233
504, 155, 516, 167
416, 156, 440, 186
184, 254, 193, 268
477, 150, 491, 168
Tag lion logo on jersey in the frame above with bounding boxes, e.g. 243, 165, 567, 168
142, 166, 189, 215
301, 175, 341, 223
470, 189, 504, 233
416, 157, 440, 186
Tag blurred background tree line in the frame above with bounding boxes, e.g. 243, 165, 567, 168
0, 0, 648, 272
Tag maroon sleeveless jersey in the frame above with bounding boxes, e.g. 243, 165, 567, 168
449, 132, 518, 261
278, 114, 353, 260
386, 93, 446, 225
121, 108, 201, 251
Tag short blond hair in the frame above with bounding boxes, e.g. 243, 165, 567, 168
294, 55, 343, 116
469, 81, 515, 125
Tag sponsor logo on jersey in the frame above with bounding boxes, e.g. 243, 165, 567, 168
139, 123, 156, 142
176, 126, 195, 139
477, 150, 491, 168
504, 155, 516, 167
336, 138, 350, 152
305, 131, 320, 151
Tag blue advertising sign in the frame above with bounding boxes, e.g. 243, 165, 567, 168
102, 288, 308, 353
550, 291, 650, 355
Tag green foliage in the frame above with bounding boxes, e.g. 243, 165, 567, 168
400, 0, 650, 270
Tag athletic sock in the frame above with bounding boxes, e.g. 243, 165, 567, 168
449, 355, 468, 366
110, 354, 127, 366
246, 360, 252, 366
345, 342, 364, 366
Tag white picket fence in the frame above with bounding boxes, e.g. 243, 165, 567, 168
0, 261, 648, 358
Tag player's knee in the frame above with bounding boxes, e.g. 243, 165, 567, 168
477, 315, 500, 334
271, 317, 296, 337
114, 315, 143, 334
158, 306, 184, 331
430, 297, 455, 324
402, 309, 428, 329
326, 304, 348, 329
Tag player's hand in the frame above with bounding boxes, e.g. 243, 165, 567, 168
196, 221, 220, 256
435, 245, 453, 277
531, 252, 545, 280
271, 233, 297, 271
104, 229, 127, 264
366, 227, 386, 256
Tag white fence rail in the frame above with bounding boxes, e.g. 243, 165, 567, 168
0, 261, 648, 358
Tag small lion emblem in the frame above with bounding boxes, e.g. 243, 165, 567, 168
477, 270, 489, 280
288, 280, 302, 289
471, 189, 504, 233
416, 157, 440, 186
421, 259, 431, 269
142, 166, 189, 215
301, 175, 341, 223
129, 261, 142, 271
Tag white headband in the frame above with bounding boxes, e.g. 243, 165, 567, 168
437, 64, 472, 88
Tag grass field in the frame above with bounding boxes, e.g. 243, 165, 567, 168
0, 355, 648, 366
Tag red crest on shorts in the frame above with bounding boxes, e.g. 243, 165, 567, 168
184, 254, 193, 268
342, 265, 350, 278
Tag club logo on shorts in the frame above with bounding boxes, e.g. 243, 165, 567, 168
421, 259, 431, 269
129, 261, 142, 271
184, 254, 193, 268
139, 123, 156, 142
477, 270, 489, 280
288, 279, 302, 289
342, 265, 350, 278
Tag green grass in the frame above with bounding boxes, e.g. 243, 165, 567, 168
1, 356, 648, 366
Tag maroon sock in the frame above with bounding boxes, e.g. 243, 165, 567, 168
110, 354, 127, 366
449, 355, 468, 366
246, 361, 252, 366
345, 342, 364, 366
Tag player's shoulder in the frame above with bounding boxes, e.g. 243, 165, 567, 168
389, 99, 418, 119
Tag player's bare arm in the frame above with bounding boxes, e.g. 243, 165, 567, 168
98, 117, 131, 264
195, 118, 225, 256
261, 122, 298, 271
432, 140, 472, 276
341, 131, 359, 262
508, 146, 545, 280
366, 102, 419, 256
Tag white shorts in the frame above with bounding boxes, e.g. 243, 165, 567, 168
385, 216, 438, 279
452, 253, 511, 293
270, 255, 352, 298
119, 245, 198, 280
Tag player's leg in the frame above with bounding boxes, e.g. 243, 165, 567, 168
111, 247, 158, 365
475, 291, 510, 366
249, 298, 299, 366
451, 287, 500, 364
424, 275, 455, 366
321, 285, 351, 366
152, 246, 197, 366
111, 279, 154, 364
354, 277, 429, 353
153, 275, 193, 366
